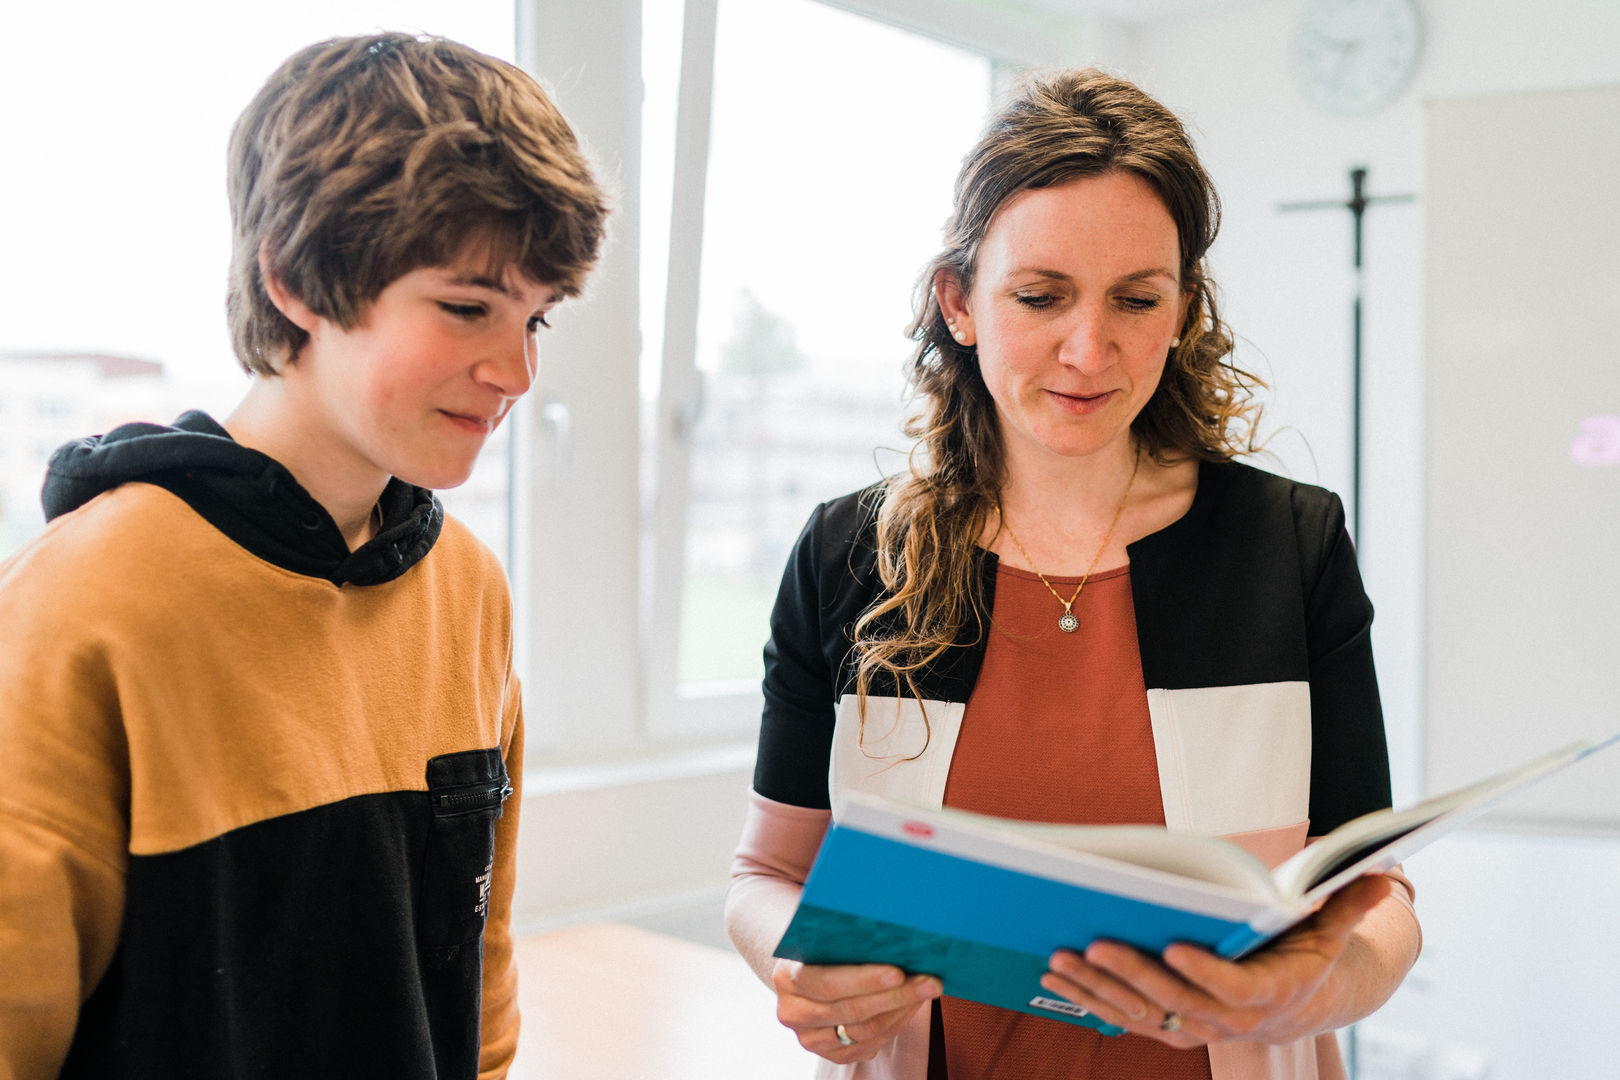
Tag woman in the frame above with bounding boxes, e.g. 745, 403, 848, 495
726, 69, 1420, 1080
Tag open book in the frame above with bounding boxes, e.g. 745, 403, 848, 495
774, 736, 1616, 1034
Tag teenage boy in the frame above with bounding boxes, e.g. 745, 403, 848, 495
0, 33, 606, 1079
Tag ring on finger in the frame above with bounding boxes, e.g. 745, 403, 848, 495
1159, 1010, 1183, 1033
835, 1023, 856, 1046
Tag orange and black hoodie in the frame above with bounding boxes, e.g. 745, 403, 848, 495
0, 411, 523, 1079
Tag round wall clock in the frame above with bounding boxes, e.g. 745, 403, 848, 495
1292, 0, 1423, 114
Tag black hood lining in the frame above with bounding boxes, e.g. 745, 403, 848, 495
43, 411, 443, 586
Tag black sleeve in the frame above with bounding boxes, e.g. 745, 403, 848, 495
752, 501, 841, 810
750, 490, 886, 810
1298, 489, 1394, 833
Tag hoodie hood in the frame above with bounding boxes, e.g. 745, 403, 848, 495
43, 410, 443, 586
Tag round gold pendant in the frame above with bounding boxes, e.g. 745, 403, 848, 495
1057, 612, 1079, 633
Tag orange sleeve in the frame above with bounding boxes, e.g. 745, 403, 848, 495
0, 539, 131, 1080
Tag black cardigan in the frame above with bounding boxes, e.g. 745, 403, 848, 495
752, 460, 1392, 836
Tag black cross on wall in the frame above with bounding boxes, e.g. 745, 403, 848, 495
1280, 167, 1416, 543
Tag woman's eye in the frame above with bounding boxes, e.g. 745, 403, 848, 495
439, 302, 487, 320
1118, 295, 1162, 312
1014, 293, 1057, 309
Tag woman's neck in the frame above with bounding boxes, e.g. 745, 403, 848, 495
996, 437, 1141, 528
988, 441, 1197, 576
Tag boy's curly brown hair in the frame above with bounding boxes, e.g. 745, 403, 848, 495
226, 33, 608, 375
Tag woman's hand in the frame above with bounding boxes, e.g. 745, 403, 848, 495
1040, 875, 1396, 1047
771, 959, 943, 1063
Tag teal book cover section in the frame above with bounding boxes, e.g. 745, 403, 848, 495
774, 825, 1254, 1032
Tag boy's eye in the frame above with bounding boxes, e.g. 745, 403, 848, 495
439, 302, 487, 320
527, 313, 552, 332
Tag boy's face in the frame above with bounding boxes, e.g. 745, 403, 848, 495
282, 248, 560, 492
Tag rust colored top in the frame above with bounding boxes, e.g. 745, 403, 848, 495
935, 562, 1213, 1080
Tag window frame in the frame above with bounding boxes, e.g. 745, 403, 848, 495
516, 0, 1079, 755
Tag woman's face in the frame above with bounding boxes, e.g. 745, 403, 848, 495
938, 170, 1188, 471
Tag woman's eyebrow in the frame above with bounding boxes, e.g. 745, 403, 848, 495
1002, 266, 1179, 285
1117, 267, 1180, 285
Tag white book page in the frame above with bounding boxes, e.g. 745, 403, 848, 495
838, 793, 1284, 920
1273, 738, 1609, 901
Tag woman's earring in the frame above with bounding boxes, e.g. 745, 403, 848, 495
1169, 337, 1181, 348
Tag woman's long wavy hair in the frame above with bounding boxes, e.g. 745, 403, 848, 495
851, 69, 1264, 738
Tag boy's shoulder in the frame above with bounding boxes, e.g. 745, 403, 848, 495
0, 483, 226, 634
425, 510, 512, 598
5, 481, 215, 572
0, 487, 511, 677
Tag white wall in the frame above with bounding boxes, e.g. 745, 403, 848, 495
1114, 3, 1620, 1076
1424, 83, 1620, 822
1120, 0, 1620, 802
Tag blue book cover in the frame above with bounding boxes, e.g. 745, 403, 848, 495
774, 736, 1613, 1032
774, 797, 1278, 1032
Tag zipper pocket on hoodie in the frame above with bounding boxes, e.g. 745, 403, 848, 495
421, 748, 511, 947
433, 777, 513, 817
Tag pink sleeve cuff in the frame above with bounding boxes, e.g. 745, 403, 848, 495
730, 790, 832, 888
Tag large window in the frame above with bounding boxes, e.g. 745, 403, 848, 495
1, 0, 1000, 756
0, 1, 517, 563
642, 0, 992, 737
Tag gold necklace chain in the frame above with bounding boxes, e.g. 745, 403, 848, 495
998, 448, 1142, 634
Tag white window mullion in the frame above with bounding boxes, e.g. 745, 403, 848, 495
517, 0, 645, 755
645, 0, 758, 742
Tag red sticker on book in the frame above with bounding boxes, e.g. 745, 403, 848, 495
901, 821, 934, 839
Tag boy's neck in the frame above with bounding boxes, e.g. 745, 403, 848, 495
225, 377, 389, 552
